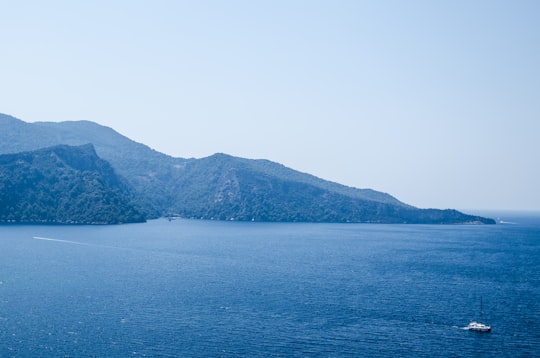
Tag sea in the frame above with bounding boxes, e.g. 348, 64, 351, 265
0, 212, 538, 357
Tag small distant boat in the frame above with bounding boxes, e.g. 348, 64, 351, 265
466, 297, 491, 332
466, 321, 491, 332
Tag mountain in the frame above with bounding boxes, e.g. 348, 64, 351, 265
0, 113, 495, 224
0, 113, 181, 216
0, 143, 145, 224
165, 153, 491, 223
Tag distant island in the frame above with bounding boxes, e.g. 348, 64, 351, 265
0, 113, 495, 225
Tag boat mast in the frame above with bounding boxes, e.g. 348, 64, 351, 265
480, 296, 487, 323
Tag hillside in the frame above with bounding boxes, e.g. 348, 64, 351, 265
165, 153, 493, 223
0, 113, 495, 224
0, 113, 182, 216
0, 144, 145, 224
0, 113, 404, 207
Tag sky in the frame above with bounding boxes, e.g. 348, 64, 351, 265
1, 0, 539, 211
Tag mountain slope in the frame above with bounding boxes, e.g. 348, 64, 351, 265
0, 113, 495, 224
167, 153, 493, 223
0, 113, 183, 215
0, 144, 145, 224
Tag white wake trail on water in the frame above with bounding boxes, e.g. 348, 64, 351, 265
31, 235, 187, 258
33, 236, 91, 245
32, 236, 121, 250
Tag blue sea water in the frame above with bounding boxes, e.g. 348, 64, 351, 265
0, 213, 539, 357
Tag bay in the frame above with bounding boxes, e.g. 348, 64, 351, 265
0, 214, 539, 357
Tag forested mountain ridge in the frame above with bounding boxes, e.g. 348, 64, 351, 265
0, 113, 495, 224
0, 144, 145, 224
0, 113, 182, 216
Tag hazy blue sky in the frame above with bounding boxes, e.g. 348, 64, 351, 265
1, 1, 539, 211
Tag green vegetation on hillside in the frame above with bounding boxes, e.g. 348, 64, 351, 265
167, 154, 494, 224
0, 144, 145, 224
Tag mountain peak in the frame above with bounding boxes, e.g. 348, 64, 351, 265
0, 113, 25, 125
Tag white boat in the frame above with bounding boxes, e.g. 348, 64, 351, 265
466, 321, 491, 332
466, 298, 491, 332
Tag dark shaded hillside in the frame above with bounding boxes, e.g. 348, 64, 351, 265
0, 144, 145, 224
0, 113, 495, 224
0, 113, 182, 216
